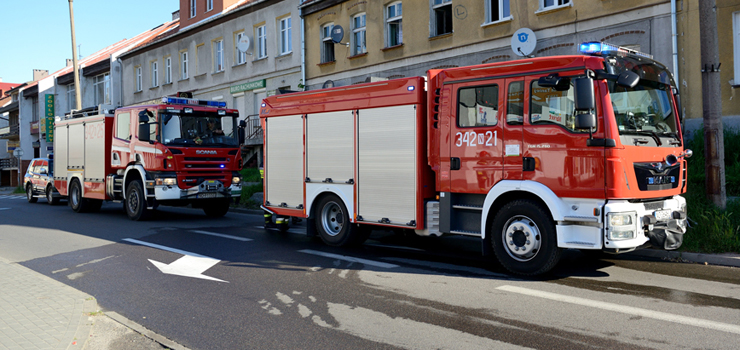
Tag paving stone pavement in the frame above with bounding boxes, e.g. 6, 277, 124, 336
0, 256, 96, 350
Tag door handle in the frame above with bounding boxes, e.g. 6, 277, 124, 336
451, 157, 461, 171
523, 157, 535, 172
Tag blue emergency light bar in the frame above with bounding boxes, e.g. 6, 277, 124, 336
579, 41, 653, 59
161, 97, 227, 108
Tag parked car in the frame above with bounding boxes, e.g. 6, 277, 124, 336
23, 157, 61, 205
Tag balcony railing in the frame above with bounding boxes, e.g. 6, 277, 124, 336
0, 124, 19, 139
243, 114, 263, 146
0, 157, 18, 169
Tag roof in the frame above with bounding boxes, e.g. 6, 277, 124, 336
0, 82, 21, 97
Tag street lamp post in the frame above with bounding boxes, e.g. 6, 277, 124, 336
68, 0, 82, 111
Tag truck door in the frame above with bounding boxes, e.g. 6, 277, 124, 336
503, 79, 525, 181
523, 76, 605, 198
449, 80, 504, 194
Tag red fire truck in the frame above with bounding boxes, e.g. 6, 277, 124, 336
259, 42, 692, 275
54, 97, 244, 220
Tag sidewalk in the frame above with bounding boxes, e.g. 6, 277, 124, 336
0, 256, 183, 350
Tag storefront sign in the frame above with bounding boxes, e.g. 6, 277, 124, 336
230, 79, 266, 94
45, 94, 54, 142
7, 141, 19, 152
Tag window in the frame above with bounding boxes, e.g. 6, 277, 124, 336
165, 57, 172, 84
458, 85, 499, 127
180, 51, 189, 80
540, 0, 570, 10
386, 2, 403, 47
321, 23, 335, 63
93, 73, 110, 105
206, 0, 213, 12
352, 13, 366, 56
213, 39, 224, 72
256, 25, 267, 59
115, 112, 131, 140
190, 0, 196, 18
487, 0, 511, 23
431, 0, 452, 36
235, 32, 247, 64
151, 61, 159, 87
135, 66, 142, 91
197, 43, 207, 74
506, 81, 524, 125
67, 84, 75, 110
734, 12, 740, 84
31, 97, 38, 122
279, 17, 292, 55
530, 80, 582, 132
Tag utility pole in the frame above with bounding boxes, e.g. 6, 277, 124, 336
68, 0, 82, 111
699, 0, 726, 209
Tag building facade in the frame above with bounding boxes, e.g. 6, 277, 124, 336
120, 0, 303, 165
0, 81, 23, 186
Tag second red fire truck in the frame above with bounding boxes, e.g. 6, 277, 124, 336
260, 43, 692, 275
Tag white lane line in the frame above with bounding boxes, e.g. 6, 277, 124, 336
365, 243, 426, 252
0, 208, 10, 210
298, 249, 399, 269
191, 230, 253, 242
497, 285, 740, 335
122, 238, 213, 259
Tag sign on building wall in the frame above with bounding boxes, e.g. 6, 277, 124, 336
7, 141, 19, 152
230, 79, 266, 94
45, 94, 54, 142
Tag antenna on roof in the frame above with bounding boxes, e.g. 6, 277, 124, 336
78, 45, 82, 60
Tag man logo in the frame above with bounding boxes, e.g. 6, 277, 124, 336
196, 150, 217, 155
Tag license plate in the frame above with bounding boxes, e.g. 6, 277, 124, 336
197, 192, 220, 199
654, 209, 671, 221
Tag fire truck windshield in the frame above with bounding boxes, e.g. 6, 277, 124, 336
160, 112, 239, 147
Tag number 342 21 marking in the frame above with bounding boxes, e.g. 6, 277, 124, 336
455, 131, 497, 147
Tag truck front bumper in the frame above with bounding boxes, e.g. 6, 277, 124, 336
150, 180, 242, 201
603, 195, 687, 252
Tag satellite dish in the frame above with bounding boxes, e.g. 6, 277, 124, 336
330, 25, 344, 44
322, 80, 334, 89
511, 28, 537, 57
237, 35, 251, 53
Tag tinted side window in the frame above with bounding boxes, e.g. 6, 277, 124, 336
530, 80, 592, 133
457, 85, 499, 127
116, 112, 131, 140
506, 82, 524, 125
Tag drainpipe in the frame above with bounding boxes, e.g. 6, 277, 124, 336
117, 58, 123, 107
671, 0, 679, 86
301, 17, 306, 91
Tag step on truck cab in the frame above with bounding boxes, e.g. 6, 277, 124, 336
259, 42, 691, 275
54, 96, 244, 220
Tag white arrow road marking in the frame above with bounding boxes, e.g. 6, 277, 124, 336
191, 230, 253, 241
497, 285, 740, 335
123, 238, 227, 283
298, 249, 399, 269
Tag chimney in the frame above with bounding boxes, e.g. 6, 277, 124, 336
172, 10, 180, 21
66, 59, 73, 67
33, 69, 49, 81
0, 78, 3, 82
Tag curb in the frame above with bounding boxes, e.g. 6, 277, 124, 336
628, 249, 740, 268
106, 312, 190, 350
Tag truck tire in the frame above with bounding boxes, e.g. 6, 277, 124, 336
203, 198, 230, 217
490, 199, 561, 276
46, 185, 59, 205
125, 181, 150, 221
26, 184, 38, 203
69, 179, 88, 213
314, 194, 366, 247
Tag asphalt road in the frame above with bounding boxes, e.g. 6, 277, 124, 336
1, 195, 739, 350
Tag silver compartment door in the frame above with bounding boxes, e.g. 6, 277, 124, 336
307, 111, 354, 184
358, 105, 417, 225
266, 115, 304, 208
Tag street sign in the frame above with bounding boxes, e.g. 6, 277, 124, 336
12, 148, 23, 157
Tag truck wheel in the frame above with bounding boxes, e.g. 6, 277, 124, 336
26, 184, 38, 203
203, 198, 230, 217
314, 194, 366, 246
69, 180, 89, 213
46, 185, 59, 205
125, 181, 150, 221
490, 199, 561, 276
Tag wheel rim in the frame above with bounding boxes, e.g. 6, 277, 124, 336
320, 201, 344, 237
71, 185, 79, 207
502, 215, 542, 262
128, 189, 140, 214
46, 188, 52, 202
26, 186, 32, 200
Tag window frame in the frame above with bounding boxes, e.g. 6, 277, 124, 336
135, 66, 142, 92
456, 84, 500, 128
190, 0, 196, 18
528, 79, 593, 133
485, 0, 512, 24
431, 0, 452, 37
164, 56, 172, 84
115, 112, 131, 141
235, 31, 247, 64
256, 25, 267, 59
539, 0, 571, 11
386, 2, 403, 47
279, 17, 292, 55
93, 72, 110, 105
31, 96, 38, 122
180, 51, 189, 80
321, 23, 335, 63
66, 84, 75, 111
206, 0, 213, 12
734, 11, 740, 84
213, 39, 225, 72
151, 60, 159, 87
351, 13, 367, 56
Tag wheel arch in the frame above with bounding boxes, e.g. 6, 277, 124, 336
122, 164, 147, 200
305, 184, 354, 221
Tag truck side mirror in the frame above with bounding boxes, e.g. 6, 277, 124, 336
138, 110, 150, 123
573, 77, 595, 110
238, 127, 245, 145
239, 120, 247, 128
138, 124, 150, 142
575, 113, 597, 129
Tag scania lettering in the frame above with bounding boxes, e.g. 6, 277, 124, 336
53, 97, 244, 220
259, 42, 691, 275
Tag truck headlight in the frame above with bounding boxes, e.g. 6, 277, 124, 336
155, 178, 177, 186
232, 176, 242, 185
608, 212, 636, 240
